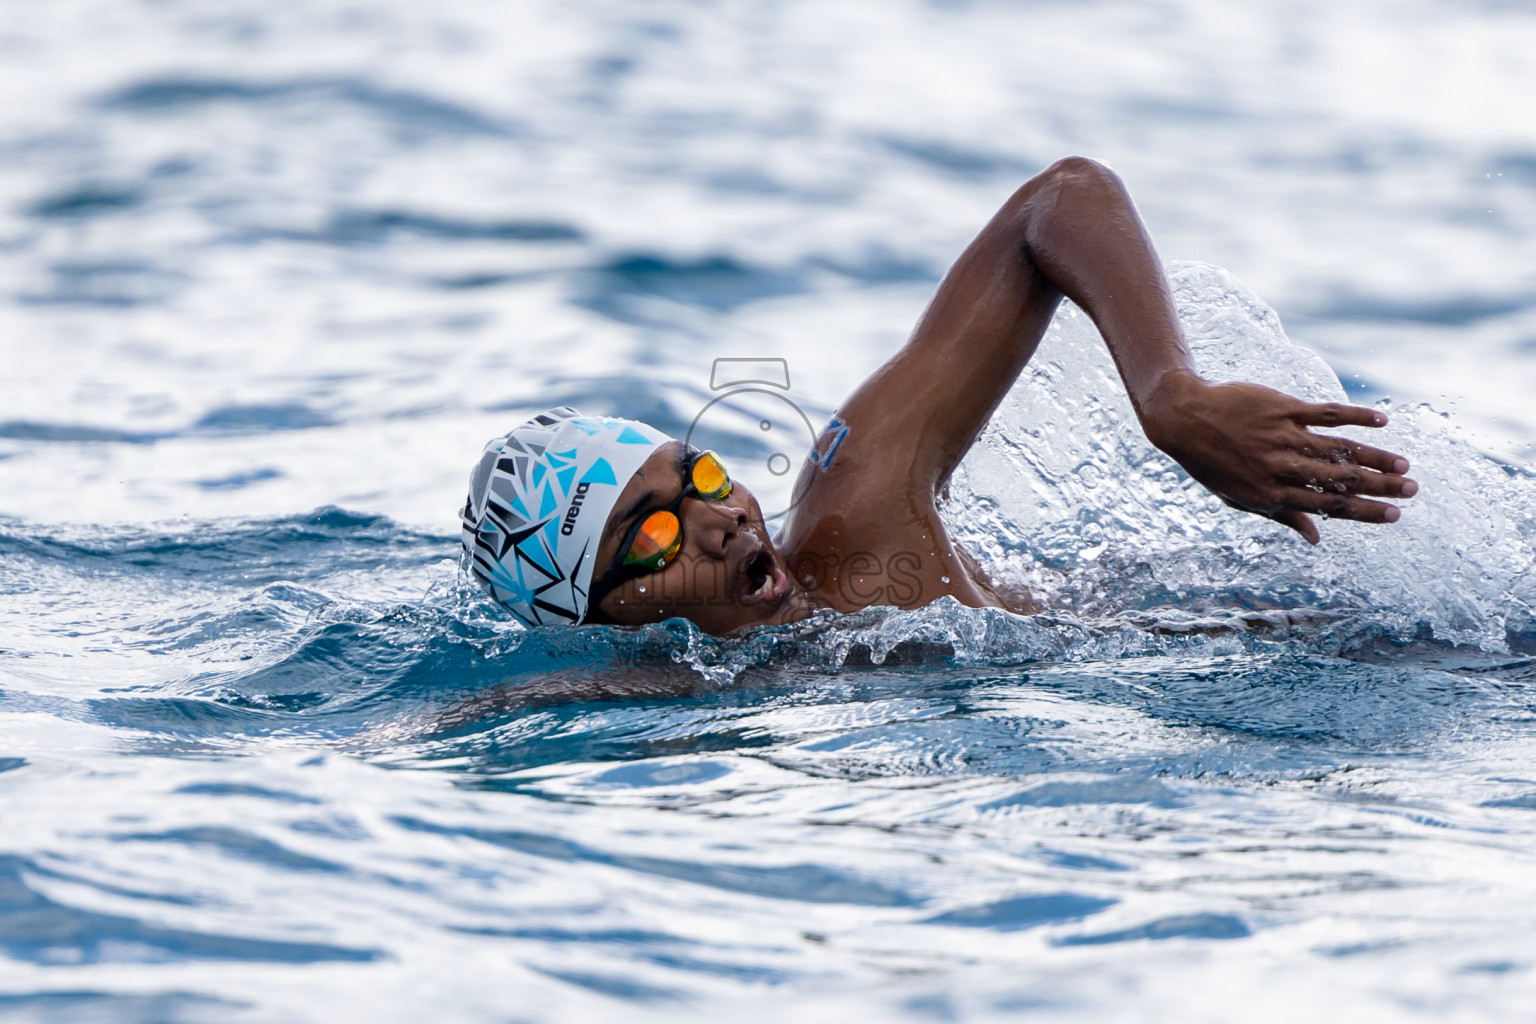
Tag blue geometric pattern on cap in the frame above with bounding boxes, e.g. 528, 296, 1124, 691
617, 426, 654, 444
581, 458, 617, 486
459, 406, 668, 627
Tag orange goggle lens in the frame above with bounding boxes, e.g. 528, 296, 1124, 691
690, 451, 732, 500
622, 510, 682, 570
615, 452, 731, 573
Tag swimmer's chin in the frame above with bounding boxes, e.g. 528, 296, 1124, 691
732, 540, 829, 627
598, 541, 821, 633
733, 582, 830, 634
702, 571, 821, 635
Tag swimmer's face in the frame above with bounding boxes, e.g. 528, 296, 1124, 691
589, 442, 802, 633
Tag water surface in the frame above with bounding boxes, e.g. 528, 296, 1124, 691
3, 1, 1536, 1020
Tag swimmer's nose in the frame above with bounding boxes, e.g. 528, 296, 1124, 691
684, 497, 745, 558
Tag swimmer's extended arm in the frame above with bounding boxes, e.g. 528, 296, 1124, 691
831, 156, 1415, 542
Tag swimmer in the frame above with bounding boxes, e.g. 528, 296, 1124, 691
462, 157, 1417, 634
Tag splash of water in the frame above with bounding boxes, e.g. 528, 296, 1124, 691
941, 262, 1536, 654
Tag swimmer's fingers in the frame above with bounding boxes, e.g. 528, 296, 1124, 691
1281, 459, 1419, 499
1275, 487, 1403, 525
1270, 509, 1320, 546
1297, 432, 1411, 476
1291, 401, 1388, 431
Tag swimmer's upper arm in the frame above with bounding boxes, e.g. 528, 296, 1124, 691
830, 156, 1192, 499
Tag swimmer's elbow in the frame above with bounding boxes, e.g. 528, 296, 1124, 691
1039, 155, 1122, 192
1006, 156, 1128, 239
1031, 156, 1124, 202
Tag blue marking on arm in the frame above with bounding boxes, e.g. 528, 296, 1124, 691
815, 417, 849, 470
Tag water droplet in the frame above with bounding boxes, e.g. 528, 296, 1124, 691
940, 576, 950, 584
759, 419, 772, 431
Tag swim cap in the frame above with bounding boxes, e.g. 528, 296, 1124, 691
461, 407, 672, 626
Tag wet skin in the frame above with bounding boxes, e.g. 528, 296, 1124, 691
592, 157, 1418, 633
590, 442, 823, 632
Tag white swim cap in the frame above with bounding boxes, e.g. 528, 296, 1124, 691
461, 407, 672, 626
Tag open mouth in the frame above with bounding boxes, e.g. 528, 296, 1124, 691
740, 548, 786, 604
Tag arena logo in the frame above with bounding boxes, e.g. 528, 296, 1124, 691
560, 482, 592, 535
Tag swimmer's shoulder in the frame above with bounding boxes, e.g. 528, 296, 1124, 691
782, 420, 1035, 614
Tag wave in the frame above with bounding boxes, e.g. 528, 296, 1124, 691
6, 259, 1536, 774
97, 75, 514, 139
3, 505, 1522, 780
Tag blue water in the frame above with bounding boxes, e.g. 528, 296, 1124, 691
6, 1, 1536, 1020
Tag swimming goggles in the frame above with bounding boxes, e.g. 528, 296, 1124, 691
588, 448, 733, 608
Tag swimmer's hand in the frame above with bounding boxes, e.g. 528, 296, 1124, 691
1141, 370, 1417, 544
